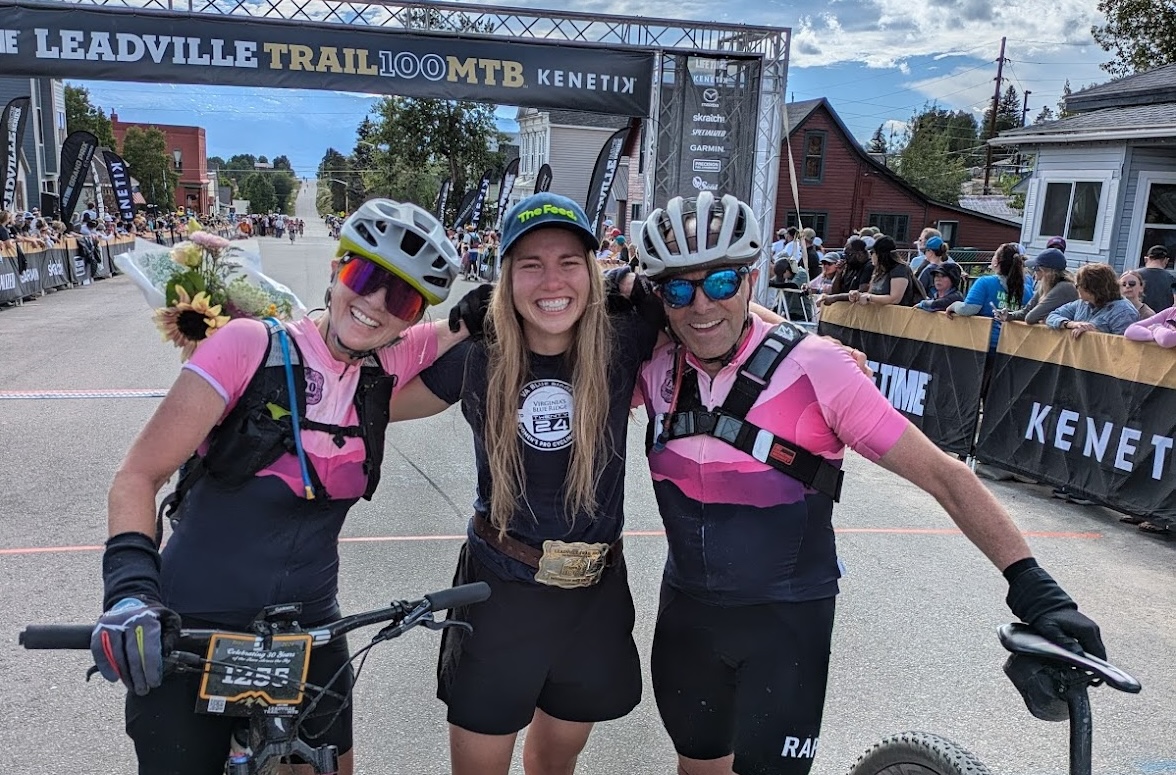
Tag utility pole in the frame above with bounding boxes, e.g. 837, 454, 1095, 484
1021, 90, 1033, 126
983, 37, 1007, 195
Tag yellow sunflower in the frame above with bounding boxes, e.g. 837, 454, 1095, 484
154, 285, 232, 361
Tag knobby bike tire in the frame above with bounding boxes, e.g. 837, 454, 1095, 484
847, 731, 994, 775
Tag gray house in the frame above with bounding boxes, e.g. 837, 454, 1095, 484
991, 63, 1176, 271
0, 77, 67, 213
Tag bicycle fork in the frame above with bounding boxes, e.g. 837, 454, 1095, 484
227, 716, 339, 775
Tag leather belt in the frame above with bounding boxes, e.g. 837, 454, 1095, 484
472, 513, 623, 571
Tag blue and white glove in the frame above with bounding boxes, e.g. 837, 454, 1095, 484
90, 597, 180, 696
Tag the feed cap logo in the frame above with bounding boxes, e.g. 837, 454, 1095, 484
517, 203, 579, 224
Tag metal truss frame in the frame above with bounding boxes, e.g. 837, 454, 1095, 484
41, 0, 789, 269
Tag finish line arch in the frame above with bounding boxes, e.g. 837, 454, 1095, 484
0, 0, 788, 255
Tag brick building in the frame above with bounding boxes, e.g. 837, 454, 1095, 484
110, 113, 209, 214
778, 99, 1020, 250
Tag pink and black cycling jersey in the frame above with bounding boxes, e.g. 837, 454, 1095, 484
636, 317, 908, 606
185, 316, 437, 499
159, 316, 437, 627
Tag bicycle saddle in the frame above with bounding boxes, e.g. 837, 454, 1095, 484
998, 623, 1140, 693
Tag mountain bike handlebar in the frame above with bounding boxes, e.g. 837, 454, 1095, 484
19, 582, 491, 651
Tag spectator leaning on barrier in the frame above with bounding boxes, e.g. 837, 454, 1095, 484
915, 262, 965, 312
1046, 263, 1139, 338
1126, 305, 1176, 348
999, 248, 1078, 325
1119, 270, 1156, 320
848, 235, 924, 307
809, 252, 839, 295
947, 243, 1033, 349
910, 226, 943, 274
1137, 245, 1175, 313
822, 237, 873, 304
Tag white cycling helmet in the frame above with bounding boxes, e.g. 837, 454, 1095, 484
337, 198, 460, 305
637, 192, 762, 279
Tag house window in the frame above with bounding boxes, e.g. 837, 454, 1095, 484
1039, 181, 1102, 242
631, 203, 642, 221
868, 214, 909, 242
802, 131, 825, 182
936, 220, 959, 246
1141, 182, 1176, 261
785, 211, 828, 239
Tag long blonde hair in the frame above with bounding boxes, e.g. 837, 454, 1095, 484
483, 247, 613, 534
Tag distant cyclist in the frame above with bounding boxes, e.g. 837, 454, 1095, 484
632, 192, 1107, 775
88, 199, 469, 774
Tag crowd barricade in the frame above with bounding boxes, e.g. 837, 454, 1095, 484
975, 321, 1175, 525
818, 302, 1176, 526
818, 303, 992, 457
0, 230, 235, 307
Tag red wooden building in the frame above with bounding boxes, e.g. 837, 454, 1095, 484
111, 113, 210, 215
777, 99, 1020, 250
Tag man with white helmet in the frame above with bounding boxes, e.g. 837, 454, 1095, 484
633, 192, 1105, 775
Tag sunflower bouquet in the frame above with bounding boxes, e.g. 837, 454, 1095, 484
115, 224, 306, 360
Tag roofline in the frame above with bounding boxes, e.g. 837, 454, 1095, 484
990, 126, 1176, 146
788, 99, 1021, 228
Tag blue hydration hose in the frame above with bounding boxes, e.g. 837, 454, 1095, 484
271, 318, 315, 500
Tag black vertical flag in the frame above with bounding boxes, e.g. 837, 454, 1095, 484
452, 188, 478, 230
494, 158, 520, 230
1, 96, 32, 211
583, 126, 632, 237
458, 168, 494, 230
434, 177, 451, 220
535, 163, 553, 194
58, 130, 100, 223
103, 150, 135, 222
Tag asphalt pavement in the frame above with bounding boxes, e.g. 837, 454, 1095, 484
0, 182, 1172, 774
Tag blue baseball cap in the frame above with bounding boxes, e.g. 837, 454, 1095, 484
499, 193, 597, 257
924, 235, 944, 251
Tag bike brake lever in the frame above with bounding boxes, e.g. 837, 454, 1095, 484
423, 619, 473, 634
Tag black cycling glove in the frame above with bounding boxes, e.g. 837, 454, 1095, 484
604, 266, 667, 332
1005, 558, 1106, 660
448, 283, 493, 339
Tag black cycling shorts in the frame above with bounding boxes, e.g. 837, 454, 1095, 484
651, 584, 836, 775
437, 542, 642, 735
125, 623, 354, 775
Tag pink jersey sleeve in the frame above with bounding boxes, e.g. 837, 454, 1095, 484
378, 321, 440, 392
795, 337, 909, 461
183, 318, 269, 414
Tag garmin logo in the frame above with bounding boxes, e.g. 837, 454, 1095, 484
866, 360, 931, 417
690, 144, 725, 153
693, 113, 725, 123
692, 176, 718, 191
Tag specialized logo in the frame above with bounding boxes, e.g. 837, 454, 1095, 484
517, 379, 574, 451
517, 202, 579, 224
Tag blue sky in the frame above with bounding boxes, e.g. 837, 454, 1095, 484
74, 0, 1113, 177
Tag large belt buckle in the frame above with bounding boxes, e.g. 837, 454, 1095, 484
535, 539, 610, 589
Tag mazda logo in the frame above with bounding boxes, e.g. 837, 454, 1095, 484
702, 88, 720, 103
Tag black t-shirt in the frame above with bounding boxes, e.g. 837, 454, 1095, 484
0, 224, 10, 242
869, 264, 921, 306
835, 262, 872, 294
1137, 267, 1176, 313
419, 312, 658, 582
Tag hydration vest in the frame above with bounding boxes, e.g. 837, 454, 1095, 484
646, 322, 844, 502
158, 320, 395, 539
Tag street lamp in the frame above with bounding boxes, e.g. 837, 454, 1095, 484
325, 177, 351, 212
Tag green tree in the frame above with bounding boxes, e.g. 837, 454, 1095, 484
224, 154, 258, 186
981, 85, 1022, 141
368, 97, 505, 220
1034, 106, 1056, 124
317, 147, 351, 214
241, 173, 276, 214
867, 125, 888, 154
1092, 0, 1176, 76
272, 155, 293, 172
1057, 80, 1075, 119
64, 85, 116, 148
271, 171, 296, 213
120, 126, 176, 208
894, 106, 971, 205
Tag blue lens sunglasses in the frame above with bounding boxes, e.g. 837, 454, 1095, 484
657, 266, 750, 309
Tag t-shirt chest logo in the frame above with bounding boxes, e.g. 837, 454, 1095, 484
304, 368, 324, 406
517, 379, 574, 451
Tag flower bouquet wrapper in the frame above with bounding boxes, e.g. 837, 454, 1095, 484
115, 232, 307, 360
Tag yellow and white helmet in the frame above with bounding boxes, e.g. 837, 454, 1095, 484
337, 198, 460, 305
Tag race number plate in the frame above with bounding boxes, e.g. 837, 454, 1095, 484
196, 633, 313, 717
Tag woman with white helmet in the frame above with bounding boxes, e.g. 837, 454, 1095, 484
88, 198, 468, 774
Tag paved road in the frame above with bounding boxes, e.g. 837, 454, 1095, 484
1, 183, 1172, 774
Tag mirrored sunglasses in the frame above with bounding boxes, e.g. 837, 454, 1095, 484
337, 255, 428, 322
658, 267, 749, 309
